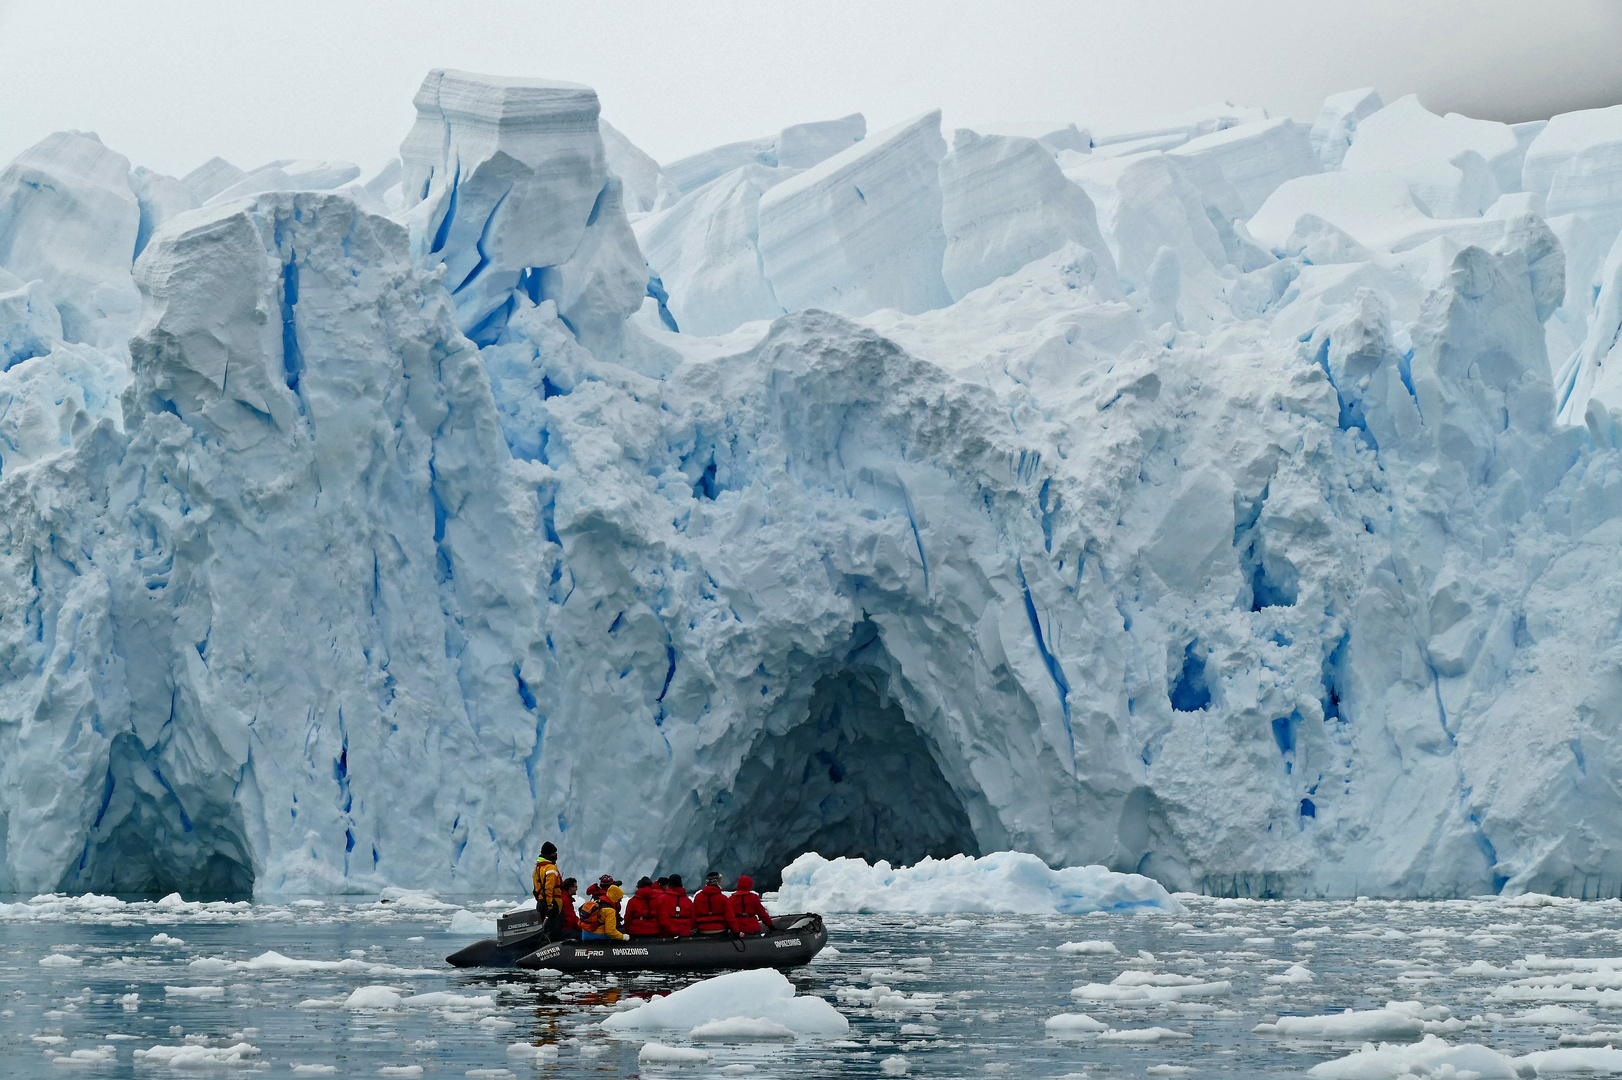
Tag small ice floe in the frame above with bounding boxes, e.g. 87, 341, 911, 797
1256, 1006, 1424, 1041
1504, 1005, 1596, 1026
603, 969, 846, 1036
150, 933, 185, 946
465, 1070, 515, 1079
188, 950, 437, 978
1045, 1012, 1108, 1035
290, 1066, 339, 1075
43, 1045, 118, 1066
376, 1068, 424, 1078
689, 1016, 798, 1041
447, 909, 497, 935
132, 1042, 261, 1066
38, 953, 82, 966
1266, 964, 1314, 985
1097, 1027, 1193, 1043
1057, 941, 1119, 955
638, 1042, 712, 1065
1516, 1047, 1622, 1075
880, 1056, 910, 1075
1072, 970, 1232, 1004
508, 1043, 558, 1059
163, 985, 224, 998
1146, 1067, 1195, 1077
1306, 1035, 1514, 1079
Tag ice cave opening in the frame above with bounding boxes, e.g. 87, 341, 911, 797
699, 632, 981, 890
56, 734, 255, 900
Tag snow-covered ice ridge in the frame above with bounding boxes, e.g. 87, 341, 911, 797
5, 69, 1622, 900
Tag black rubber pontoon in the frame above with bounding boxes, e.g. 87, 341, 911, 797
446, 906, 552, 969
516, 913, 827, 973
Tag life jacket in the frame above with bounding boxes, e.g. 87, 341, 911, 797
624, 888, 661, 936
693, 884, 730, 933
657, 889, 694, 936
533, 858, 564, 915
561, 894, 581, 930
727, 880, 773, 934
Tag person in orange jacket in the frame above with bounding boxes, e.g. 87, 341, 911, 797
656, 873, 695, 936
581, 884, 627, 940
623, 877, 662, 937
532, 841, 566, 939
693, 871, 731, 934
726, 874, 774, 935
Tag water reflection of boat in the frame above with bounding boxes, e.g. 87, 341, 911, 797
446, 911, 827, 971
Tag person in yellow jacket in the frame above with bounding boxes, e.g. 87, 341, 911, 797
532, 841, 566, 939
580, 883, 627, 940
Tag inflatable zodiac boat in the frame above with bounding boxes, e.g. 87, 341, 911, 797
447, 907, 827, 972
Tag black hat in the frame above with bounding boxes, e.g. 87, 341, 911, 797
636, 876, 652, 888
705, 871, 722, 885
657, 876, 670, 887
540, 841, 557, 859
668, 873, 684, 888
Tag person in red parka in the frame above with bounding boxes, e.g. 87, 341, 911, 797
693, 871, 731, 934
727, 874, 774, 935
559, 878, 583, 940
623, 877, 662, 937
657, 873, 695, 936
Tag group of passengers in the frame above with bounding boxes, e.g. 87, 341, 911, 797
530, 841, 774, 943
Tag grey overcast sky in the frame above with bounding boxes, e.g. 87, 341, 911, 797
2, 0, 1620, 179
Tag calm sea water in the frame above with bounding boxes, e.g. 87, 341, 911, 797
2, 892, 1619, 1077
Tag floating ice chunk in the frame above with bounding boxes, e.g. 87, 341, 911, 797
1146, 1068, 1195, 1078
601, 969, 847, 1036
344, 985, 402, 1010
447, 909, 497, 935
777, 852, 1181, 915
638, 1042, 713, 1066
634, 163, 793, 335
1258, 1007, 1425, 1041
150, 933, 185, 945
1311, 88, 1384, 169
758, 111, 951, 319
50, 1045, 119, 1065
1056, 941, 1119, 955
1504, 1005, 1596, 1026
507, 1043, 558, 1060
1097, 1027, 1193, 1043
1515, 1046, 1622, 1075
188, 950, 436, 978
132, 1042, 261, 1066
377, 1068, 424, 1078
164, 985, 224, 998
38, 953, 82, 966
290, 1066, 339, 1075
880, 1056, 910, 1076
1307, 1035, 1516, 1079
938, 129, 1116, 301
689, 1016, 798, 1041
1045, 1012, 1107, 1034
0, 130, 140, 347
1267, 963, 1315, 984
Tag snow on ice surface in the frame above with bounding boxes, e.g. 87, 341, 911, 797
776, 852, 1181, 915
601, 968, 848, 1037
12, 69, 1622, 904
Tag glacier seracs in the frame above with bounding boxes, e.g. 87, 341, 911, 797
5, 70, 1622, 901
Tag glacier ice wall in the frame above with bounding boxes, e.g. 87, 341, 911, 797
6, 71, 1622, 899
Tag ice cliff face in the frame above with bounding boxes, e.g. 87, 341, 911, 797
5, 71, 1622, 899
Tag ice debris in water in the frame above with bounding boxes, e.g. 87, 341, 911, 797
775, 852, 1181, 914
10, 69, 1622, 902
601, 968, 847, 1037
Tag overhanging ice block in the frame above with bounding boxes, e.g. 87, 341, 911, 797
1168, 117, 1319, 219
1309, 87, 1383, 169
758, 111, 951, 318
